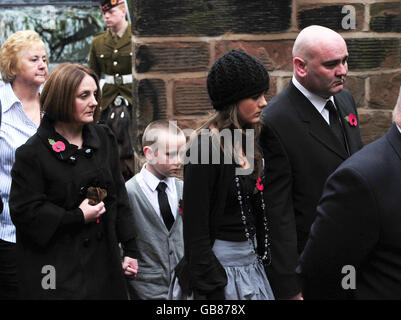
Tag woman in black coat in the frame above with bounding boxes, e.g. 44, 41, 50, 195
9, 63, 137, 299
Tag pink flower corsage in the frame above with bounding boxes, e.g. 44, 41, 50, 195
256, 177, 264, 191
254, 176, 265, 194
48, 139, 66, 152
345, 113, 358, 127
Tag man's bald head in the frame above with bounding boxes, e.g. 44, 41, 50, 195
292, 25, 349, 98
293, 25, 346, 61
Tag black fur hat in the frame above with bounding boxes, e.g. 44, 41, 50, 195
207, 49, 269, 111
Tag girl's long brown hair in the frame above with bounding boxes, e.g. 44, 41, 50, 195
196, 103, 263, 178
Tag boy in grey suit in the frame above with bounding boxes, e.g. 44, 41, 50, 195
125, 120, 186, 299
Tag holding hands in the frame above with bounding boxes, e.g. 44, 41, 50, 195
122, 257, 138, 279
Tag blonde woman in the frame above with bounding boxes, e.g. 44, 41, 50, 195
0, 30, 48, 299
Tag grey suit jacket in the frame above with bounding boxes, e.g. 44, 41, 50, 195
125, 175, 184, 300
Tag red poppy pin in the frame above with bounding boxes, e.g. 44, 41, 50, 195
345, 113, 358, 127
178, 199, 183, 215
254, 177, 265, 194
48, 139, 66, 152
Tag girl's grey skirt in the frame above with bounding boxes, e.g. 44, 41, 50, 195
168, 238, 275, 300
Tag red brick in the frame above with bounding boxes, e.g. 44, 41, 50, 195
177, 118, 210, 132
215, 41, 294, 72
358, 109, 393, 144
347, 38, 401, 70
266, 77, 278, 103
135, 42, 210, 73
370, 2, 401, 32
344, 76, 366, 109
297, 3, 364, 31
137, 78, 167, 124
132, 0, 292, 36
173, 78, 213, 116
369, 73, 401, 109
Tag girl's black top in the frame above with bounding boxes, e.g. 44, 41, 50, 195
214, 174, 258, 242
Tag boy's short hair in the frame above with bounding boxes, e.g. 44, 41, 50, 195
142, 120, 185, 151
0, 30, 48, 83
40, 63, 101, 122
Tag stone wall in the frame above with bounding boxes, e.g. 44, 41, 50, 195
131, 0, 401, 146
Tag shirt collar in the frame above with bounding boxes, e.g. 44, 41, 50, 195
1, 83, 22, 113
141, 163, 174, 192
292, 76, 335, 113
110, 22, 128, 39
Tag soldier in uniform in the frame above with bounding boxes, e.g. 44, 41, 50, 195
88, 0, 134, 180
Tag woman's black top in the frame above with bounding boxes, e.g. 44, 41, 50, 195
177, 132, 264, 300
214, 174, 257, 242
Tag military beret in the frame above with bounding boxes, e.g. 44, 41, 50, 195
100, 0, 125, 12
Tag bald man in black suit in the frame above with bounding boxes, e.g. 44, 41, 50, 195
260, 25, 363, 299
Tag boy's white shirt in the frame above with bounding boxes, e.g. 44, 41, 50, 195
136, 163, 178, 221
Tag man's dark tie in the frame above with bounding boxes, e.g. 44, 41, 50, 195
325, 100, 346, 150
156, 182, 175, 231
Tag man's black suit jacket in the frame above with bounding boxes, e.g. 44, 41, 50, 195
259, 82, 363, 298
298, 124, 401, 299
0, 99, 2, 214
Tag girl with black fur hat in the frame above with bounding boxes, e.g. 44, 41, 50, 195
169, 49, 274, 300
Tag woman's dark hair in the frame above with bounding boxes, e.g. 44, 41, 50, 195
40, 63, 101, 122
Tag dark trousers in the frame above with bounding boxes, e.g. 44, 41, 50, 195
0, 238, 18, 300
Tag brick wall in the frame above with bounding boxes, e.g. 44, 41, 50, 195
131, 0, 401, 146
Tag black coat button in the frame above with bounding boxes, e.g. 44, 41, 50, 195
79, 187, 86, 196
84, 148, 93, 158
68, 156, 77, 165
83, 238, 90, 247
97, 231, 103, 241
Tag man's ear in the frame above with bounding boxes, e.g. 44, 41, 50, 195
121, 5, 127, 16
293, 57, 307, 78
143, 146, 153, 162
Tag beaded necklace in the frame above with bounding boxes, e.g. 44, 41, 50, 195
235, 175, 271, 266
